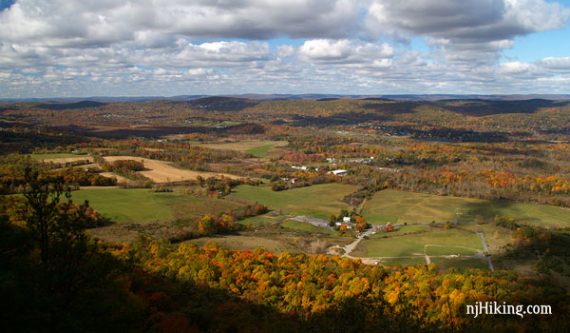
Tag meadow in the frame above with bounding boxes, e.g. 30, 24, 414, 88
200, 140, 288, 157
362, 189, 570, 228
229, 183, 357, 218
351, 228, 483, 258
71, 187, 243, 224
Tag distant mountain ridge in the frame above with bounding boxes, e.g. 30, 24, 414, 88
1, 93, 570, 104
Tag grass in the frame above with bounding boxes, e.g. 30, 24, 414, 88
370, 224, 429, 237
190, 235, 297, 253
352, 228, 482, 258
431, 258, 490, 271
246, 144, 274, 157
239, 215, 279, 228
72, 188, 176, 224
380, 257, 427, 267
71, 188, 243, 224
363, 189, 570, 228
281, 219, 335, 235
229, 183, 357, 219
201, 140, 288, 158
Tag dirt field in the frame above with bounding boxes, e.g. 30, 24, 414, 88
102, 156, 242, 183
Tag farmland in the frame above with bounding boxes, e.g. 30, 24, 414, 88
69, 185, 534, 270
351, 228, 483, 258
229, 183, 357, 218
200, 140, 288, 157
102, 155, 242, 183
3, 96, 570, 331
71, 187, 243, 224
362, 189, 570, 228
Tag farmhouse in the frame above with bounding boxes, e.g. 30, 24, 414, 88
329, 169, 347, 176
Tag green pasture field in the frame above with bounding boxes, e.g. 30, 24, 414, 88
239, 215, 279, 228
201, 140, 288, 158
229, 183, 357, 219
362, 189, 570, 228
352, 228, 483, 258
281, 219, 335, 235
246, 144, 275, 157
71, 188, 243, 224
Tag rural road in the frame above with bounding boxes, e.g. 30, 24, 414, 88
477, 232, 494, 271
342, 229, 376, 258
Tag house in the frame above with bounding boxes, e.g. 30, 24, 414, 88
329, 169, 347, 176
342, 216, 352, 223
292, 165, 308, 171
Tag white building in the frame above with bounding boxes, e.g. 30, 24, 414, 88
330, 169, 347, 176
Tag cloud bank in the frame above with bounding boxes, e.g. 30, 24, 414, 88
0, 0, 569, 97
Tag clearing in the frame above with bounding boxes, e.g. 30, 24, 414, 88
229, 183, 357, 219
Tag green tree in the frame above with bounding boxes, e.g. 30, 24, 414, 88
22, 166, 91, 267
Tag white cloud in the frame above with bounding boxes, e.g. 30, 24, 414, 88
500, 61, 533, 74
366, 0, 570, 43
539, 57, 570, 70
0, 0, 569, 97
187, 68, 211, 76
366, 0, 570, 66
300, 39, 353, 60
0, 0, 362, 45
300, 39, 393, 63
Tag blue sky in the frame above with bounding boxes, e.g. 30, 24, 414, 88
504, 25, 570, 61
0, 1, 15, 11
0, 0, 569, 97
505, 0, 570, 61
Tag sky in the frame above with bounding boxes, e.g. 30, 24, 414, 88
0, 0, 569, 98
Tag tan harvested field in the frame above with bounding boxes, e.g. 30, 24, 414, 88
102, 156, 242, 183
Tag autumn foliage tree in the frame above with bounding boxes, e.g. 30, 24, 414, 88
355, 216, 368, 232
